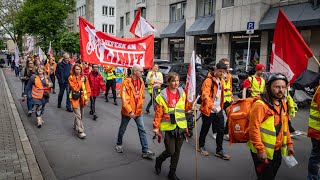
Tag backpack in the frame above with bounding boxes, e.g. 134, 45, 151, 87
226, 96, 261, 144
238, 76, 253, 99
196, 77, 214, 104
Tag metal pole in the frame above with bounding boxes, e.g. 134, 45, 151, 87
245, 35, 251, 72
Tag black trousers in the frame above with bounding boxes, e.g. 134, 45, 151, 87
223, 101, 232, 134
157, 130, 184, 171
49, 74, 55, 91
90, 96, 96, 114
251, 149, 282, 180
105, 79, 116, 101
199, 111, 224, 151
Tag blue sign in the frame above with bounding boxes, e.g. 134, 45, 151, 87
247, 22, 255, 30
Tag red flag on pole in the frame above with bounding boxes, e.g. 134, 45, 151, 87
129, 8, 156, 38
270, 9, 314, 84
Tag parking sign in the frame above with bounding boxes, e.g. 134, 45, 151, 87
246, 21, 255, 34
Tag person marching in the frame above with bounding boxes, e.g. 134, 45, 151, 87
69, 64, 91, 139
45, 57, 57, 94
197, 62, 231, 160
307, 80, 320, 179
115, 64, 155, 158
247, 73, 294, 180
56, 53, 73, 112
104, 65, 118, 105
146, 64, 163, 113
88, 64, 106, 120
24, 65, 52, 128
242, 64, 266, 99
21, 58, 36, 116
219, 58, 233, 141
153, 72, 192, 180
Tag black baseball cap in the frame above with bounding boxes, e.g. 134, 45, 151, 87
216, 62, 228, 70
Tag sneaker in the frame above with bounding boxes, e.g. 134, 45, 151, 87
224, 134, 229, 141
197, 147, 209, 156
93, 114, 98, 120
27, 110, 32, 117
89, 110, 94, 115
114, 101, 118, 106
146, 110, 150, 114
57, 104, 61, 108
142, 150, 155, 158
212, 133, 217, 140
215, 150, 230, 160
78, 132, 86, 139
66, 108, 73, 112
105, 98, 109, 102
290, 131, 302, 137
115, 145, 123, 153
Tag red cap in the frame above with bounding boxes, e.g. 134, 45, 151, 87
255, 64, 266, 71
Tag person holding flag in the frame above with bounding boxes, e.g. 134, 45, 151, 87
153, 72, 192, 180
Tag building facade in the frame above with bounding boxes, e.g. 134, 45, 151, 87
68, 0, 117, 36
116, 0, 320, 72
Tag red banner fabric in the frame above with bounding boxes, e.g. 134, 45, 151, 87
270, 9, 313, 84
79, 17, 154, 68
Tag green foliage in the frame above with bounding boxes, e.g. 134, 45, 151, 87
15, 0, 75, 51
60, 32, 79, 53
0, 39, 5, 49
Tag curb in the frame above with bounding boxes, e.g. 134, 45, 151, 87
1, 69, 57, 180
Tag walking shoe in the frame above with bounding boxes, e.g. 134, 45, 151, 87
155, 157, 162, 174
223, 134, 230, 141
290, 131, 302, 137
212, 133, 217, 140
57, 104, 61, 108
52, 91, 56, 94
66, 108, 73, 112
146, 109, 150, 114
142, 150, 155, 158
114, 101, 118, 106
93, 114, 98, 120
105, 98, 109, 102
27, 110, 32, 117
78, 132, 86, 139
197, 147, 209, 156
167, 170, 180, 180
89, 110, 94, 115
115, 145, 123, 153
215, 150, 230, 160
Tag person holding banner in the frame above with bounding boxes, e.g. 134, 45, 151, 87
146, 64, 163, 114
115, 64, 155, 158
88, 64, 106, 120
153, 72, 192, 180
104, 65, 118, 106
68, 64, 91, 139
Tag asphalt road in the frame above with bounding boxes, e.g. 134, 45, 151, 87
3, 68, 313, 180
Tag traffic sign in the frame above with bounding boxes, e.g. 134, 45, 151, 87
246, 21, 255, 35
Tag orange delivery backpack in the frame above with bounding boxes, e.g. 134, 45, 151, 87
226, 96, 260, 144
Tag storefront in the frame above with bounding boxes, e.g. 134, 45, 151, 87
169, 38, 185, 63
195, 36, 216, 65
231, 32, 261, 74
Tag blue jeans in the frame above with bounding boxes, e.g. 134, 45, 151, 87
58, 83, 71, 108
308, 138, 320, 180
116, 115, 149, 153
14, 66, 20, 77
27, 93, 33, 111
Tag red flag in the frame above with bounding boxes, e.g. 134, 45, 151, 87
79, 17, 154, 68
185, 51, 196, 102
129, 8, 156, 38
270, 9, 313, 84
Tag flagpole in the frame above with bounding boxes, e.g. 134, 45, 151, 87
193, 102, 199, 180
313, 55, 320, 67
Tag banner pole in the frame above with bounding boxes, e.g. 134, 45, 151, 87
313, 55, 320, 67
193, 97, 199, 180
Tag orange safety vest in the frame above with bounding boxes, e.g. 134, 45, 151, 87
32, 76, 49, 99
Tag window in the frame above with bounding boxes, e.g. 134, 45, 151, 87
102, 24, 108, 33
120, 17, 124, 31
310, 0, 320, 8
126, 12, 130, 25
222, 0, 234, 8
109, 7, 115, 16
198, 0, 215, 17
109, 24, 114, 34
134, 8, 146, 18
170, 2, 187, 22
83, 5, 86, 15
103, 6, 108, 15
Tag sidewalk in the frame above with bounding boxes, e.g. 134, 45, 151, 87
0, 69, 43, 180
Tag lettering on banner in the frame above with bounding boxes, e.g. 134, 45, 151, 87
84, 25, 146, 67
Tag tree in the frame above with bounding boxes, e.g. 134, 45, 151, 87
60, 32, 79, 53
15, 0, 75, 51
0, 0, 23, 47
